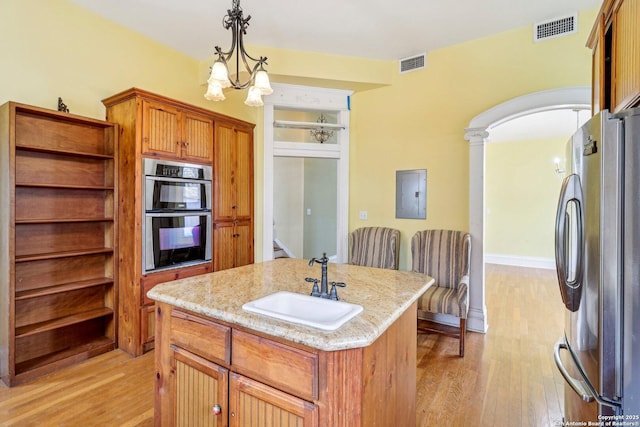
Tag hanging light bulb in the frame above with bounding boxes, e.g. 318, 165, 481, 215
244, 86, 264, 107
253, 66, 273, 95
208, 59, 231, 88
204, 80, 226, 101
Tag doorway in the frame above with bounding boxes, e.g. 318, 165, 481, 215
273, 156, 338, 259
464, 86, 591, 333
263, 84, 352, 262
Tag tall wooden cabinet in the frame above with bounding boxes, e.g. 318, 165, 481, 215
0, 102, 118, 386
102, 88, 254, 356
213, 121, 254, 271
588, 0, 640, 113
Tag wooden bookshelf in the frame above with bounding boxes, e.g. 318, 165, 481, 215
0, 102, 118, 386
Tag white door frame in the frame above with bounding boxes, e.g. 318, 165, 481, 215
464, 86, 591, 333
263, 84, 352, 262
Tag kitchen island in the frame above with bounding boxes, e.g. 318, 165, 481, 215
148, 258, 433, 426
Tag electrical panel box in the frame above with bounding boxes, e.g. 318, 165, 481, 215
395, 169, 427, 219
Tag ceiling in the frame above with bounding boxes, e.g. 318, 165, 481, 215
489, 108, 592, 143
69, 0, 601, 61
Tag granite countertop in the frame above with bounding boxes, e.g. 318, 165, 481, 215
147, 258, 434, 351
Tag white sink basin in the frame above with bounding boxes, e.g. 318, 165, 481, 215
242, 291, 363, 331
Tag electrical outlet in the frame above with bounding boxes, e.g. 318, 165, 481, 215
359, 211, 368, 220
306, 208, 312, 216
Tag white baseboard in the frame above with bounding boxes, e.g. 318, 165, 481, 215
420, 311, 488, 334
485, 253, 555, 270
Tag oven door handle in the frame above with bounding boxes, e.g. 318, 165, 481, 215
145, 175, 211, 184
145, 211, 211, 217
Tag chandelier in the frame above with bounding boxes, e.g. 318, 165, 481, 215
204, 0, 273, 107
310, 114, 334, 143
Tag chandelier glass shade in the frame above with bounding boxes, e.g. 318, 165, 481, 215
204, 0, 273, 106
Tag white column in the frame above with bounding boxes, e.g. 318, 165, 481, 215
464, 127, 489, 333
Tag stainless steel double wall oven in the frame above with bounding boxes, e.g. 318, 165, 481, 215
142, 159, 212, 274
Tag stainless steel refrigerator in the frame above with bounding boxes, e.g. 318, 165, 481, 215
554, 107, 640, 422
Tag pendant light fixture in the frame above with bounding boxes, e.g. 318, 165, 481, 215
204, 0, 273, 107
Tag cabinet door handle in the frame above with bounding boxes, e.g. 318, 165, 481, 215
212, 404, 222, 416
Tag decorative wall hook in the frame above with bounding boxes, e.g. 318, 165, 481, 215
57, 97, 69, 113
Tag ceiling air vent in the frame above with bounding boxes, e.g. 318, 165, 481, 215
399, 53, 426, 74
534, 13, 577, 42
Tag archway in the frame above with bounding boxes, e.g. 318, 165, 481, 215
463, 86, 590, 333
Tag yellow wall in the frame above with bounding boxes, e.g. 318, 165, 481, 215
485, 137, 567, 260
0, 0, 254, 122
1, 0, 598, 270
350, 9, 596, 270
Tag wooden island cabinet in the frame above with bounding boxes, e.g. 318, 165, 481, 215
102, 88, 255, 356
149, 259, 434, 426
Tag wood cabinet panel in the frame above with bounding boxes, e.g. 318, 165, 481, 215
175, 349, 229, 427
181, 111, 213, 163
171, 309, 231, 365
142, 100, 213, 163
234, 128, 253, 219
141, 262, 212, 306
232, 329, 318, 401
142, 100, 180, 157
213, 221, 253, 271
592, 36, 603, 114
234, 222, 253, 268
214, 122, 235, 220
613, 0, 640, 111
213, 223, 235, 271
229, 372, 318, 427
213, 120, 254, 272
589, 0, 640, 113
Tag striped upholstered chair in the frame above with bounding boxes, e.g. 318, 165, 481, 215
349, 227, 401, 270
411, 229, 471, 357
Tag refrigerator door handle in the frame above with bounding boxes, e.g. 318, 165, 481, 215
554, 337, 621, 409
554, 337, 595, 402
554, 173, 584, 312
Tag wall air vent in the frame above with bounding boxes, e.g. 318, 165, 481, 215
399, 53, 426, 74
534, 13, 577, 42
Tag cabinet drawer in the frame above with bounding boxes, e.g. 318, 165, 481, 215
170, 309, 230, 365
232, 329, 318, 401
142, 263, 212, 305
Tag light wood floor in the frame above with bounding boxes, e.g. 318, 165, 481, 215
0, 264, 565, 426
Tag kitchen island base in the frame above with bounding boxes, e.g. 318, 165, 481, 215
154, 301, 418, 427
